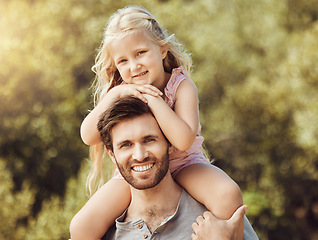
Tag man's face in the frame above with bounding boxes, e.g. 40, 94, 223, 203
108, 114, 170, 190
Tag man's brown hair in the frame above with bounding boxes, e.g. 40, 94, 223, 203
97, 96, 153, 151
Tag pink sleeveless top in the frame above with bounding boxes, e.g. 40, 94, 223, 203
112, 67, 209, 179
164, 67, 209, 177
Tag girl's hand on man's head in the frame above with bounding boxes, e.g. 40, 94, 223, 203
112, 84, 162, 103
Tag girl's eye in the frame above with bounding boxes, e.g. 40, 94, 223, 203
118, 59, 127, 65
137, 51, 146, 56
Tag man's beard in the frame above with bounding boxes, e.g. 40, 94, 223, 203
115, 150, 169, 190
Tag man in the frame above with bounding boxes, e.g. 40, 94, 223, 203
98, 96, 258, 240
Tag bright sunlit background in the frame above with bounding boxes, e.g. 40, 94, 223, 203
1, 0, 318, 239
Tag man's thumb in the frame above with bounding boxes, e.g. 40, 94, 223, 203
229, 205, 248, 224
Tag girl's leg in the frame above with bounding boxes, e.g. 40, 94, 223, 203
70, 178, 131, 240
174, 163, 244, 240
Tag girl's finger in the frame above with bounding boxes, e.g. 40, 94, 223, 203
139, 85, 163, 95
133, 91, 148, 103
129, 88, 148, 103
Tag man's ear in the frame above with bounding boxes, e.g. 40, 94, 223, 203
168, 143, 174, 155
105, 147, 116, 162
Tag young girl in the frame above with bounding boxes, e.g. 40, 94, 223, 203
70, 5, 244, 240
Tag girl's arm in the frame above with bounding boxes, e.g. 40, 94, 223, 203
144, 78, 199, 151
81, 84, 162, 145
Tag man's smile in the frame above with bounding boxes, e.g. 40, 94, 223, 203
132, 163, 154, 172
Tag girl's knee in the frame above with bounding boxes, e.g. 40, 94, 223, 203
69, 214, 83, 239
211, 180, 243, 219
220, 180, 242, 205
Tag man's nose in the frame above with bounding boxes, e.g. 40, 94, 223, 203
132, 144, 148, 161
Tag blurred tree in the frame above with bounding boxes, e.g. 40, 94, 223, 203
190, 0, 318, 239
0, 158, 34, 239
1, 0, 318, 239
22, 160, 91, 240
0, 0, 93, 216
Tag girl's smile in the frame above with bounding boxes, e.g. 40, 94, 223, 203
132, 70, 149, 79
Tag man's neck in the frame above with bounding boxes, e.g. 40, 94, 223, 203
125, 173, 182, 232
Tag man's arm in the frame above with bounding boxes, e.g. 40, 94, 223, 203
191, 205, 248, 240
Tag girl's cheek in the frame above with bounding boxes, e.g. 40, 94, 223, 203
117, 68, 125, 78
120, 66, 129, 75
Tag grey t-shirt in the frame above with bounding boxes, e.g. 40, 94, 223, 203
102, 189, 258, 240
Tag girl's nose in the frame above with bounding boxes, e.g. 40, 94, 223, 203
132, 144, 148, 161
130, 60, 141, 72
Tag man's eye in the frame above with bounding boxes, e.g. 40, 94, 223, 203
145, 138, 155, 143
120, 142, 131, 148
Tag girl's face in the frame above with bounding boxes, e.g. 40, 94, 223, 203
109, 31, 168, 90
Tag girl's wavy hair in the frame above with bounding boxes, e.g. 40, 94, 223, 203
87, 5, 192, 196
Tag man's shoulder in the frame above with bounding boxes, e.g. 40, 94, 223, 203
102, 189, 258, 240
178, 189, 208, 214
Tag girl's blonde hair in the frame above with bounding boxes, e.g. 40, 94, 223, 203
87, 5, 192, 196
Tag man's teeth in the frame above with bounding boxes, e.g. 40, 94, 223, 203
133, 163, 154, 172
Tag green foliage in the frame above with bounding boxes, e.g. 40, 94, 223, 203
23, 160, 90, 240
0, 0, 91, 215
1, 0, 318, 239
192, 1, 318, 239
0, 158, 34, 239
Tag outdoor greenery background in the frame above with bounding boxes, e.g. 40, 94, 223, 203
1, 0, 318, 239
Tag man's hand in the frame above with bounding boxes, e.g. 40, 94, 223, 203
191, 205, 248, 240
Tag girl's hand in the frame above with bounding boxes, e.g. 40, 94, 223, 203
80, 84, 162, 145
111, 84, 162, 103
